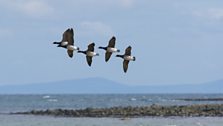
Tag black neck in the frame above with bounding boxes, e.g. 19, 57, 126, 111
78, 50, 87, 54
116, 55, 124, 58
53, 41, 60, 44
99, 46, 107, 50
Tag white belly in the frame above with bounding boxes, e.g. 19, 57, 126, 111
124, 56, 134, 61
61, 41, 68, 46
107, 47, 118, 52
87, 51, 99, 56
67, 45, 78, 51
87, 51, 96, 56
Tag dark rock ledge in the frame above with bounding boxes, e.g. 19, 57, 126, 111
177, 98, 223, 101
14, 104, 223, 118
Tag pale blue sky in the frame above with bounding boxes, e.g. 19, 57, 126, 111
0, 0, 223, 86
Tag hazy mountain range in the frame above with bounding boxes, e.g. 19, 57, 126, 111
0, 78, 222, 94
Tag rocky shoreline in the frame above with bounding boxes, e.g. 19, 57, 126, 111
178, 98, 223, 101
14, 104, 223, 118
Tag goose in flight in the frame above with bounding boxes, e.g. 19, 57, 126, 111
98, 36, 120, 62
78, 43, 99, 66
116, 46, 136, 73
53, 28, 79, 58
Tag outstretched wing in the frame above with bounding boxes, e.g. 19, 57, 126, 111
105, 52, 112, 62
86, 56, 92, 66
124, 46, 132, 56
67, 50, 73, 58
87, 43, 95, 52
123, 60, 129, 73
108, 36, 116, 48
61, 29, 70, 42
67, 28, 74, 45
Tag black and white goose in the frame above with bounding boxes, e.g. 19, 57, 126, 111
78, 43, 99, 66
53, 28, 79, 58
98, 36, 120, 62
53, 28, 71, 48
116, 46, 136, 73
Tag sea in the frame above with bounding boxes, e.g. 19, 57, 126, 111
0, 94, 223, 126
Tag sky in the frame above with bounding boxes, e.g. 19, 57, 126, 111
0, 0, 223, 86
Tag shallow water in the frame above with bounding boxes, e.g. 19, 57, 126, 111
1, 94, 223, 113
1, 94, 223, 126
1, 114, 223, 126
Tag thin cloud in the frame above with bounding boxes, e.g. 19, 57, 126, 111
120, 0, 135, 8
68, 0, 136, 9
80, 21, 113, 36
18, 1, 54, 17
1, 0, 54, 18
193, 8, 223, 20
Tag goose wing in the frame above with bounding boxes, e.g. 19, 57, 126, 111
105, 52, 112, 62
67, 50, 73, 58
108, 36, 116, 48
67, 28, 74, 45
86, 56, 92, 66
123, 60, 129, 73
61, 29, 70, 42
87, 43, 95, 52
124, 46, 132, 56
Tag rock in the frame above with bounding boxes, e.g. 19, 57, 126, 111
12, 104, 223, 118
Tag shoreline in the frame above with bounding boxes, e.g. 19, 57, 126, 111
178, 98, 223, 101
14, 104, 223, 118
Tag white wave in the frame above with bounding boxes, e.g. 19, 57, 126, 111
42, 95, 50, 99
130, 98, 137, 101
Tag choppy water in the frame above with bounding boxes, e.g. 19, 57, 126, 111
0, 94, 223, 126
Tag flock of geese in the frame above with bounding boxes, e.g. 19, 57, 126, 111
53, 28, 136, 73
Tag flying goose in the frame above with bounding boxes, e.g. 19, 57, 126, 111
98, 36, 120, 62
53, 28, 79, 58
78, 43, 99, 66
116, 46, 136, 73
53, 28, 71, 48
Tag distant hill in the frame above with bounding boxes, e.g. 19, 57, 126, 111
0, 78, 222, 94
